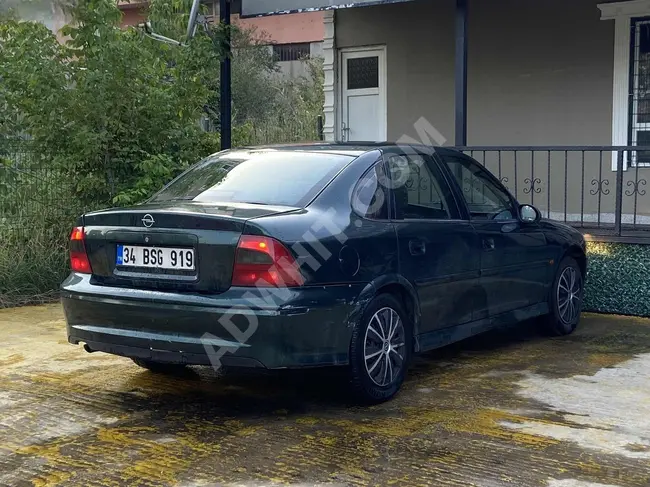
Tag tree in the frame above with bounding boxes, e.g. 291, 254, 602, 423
1, 0, 221, 206
0, 0, 323, 206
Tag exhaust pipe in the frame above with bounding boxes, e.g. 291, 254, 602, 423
82, 343, 95, 354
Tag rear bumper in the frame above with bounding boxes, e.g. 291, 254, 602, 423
61, 273, 366, 369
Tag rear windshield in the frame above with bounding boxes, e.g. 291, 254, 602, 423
150, 150, 354, 207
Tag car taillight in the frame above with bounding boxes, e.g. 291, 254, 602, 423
69, 226, 92, 274
232, 235, 304, 287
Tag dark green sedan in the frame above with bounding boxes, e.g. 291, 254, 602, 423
61, 144, 587, 402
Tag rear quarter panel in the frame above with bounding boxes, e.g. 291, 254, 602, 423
248, 151, 399, 288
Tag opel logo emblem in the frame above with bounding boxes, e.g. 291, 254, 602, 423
142, 214, 155, 228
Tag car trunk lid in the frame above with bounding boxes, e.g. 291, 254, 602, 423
83, 201, 299, 293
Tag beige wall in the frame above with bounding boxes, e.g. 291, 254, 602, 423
336, 0, 614, 146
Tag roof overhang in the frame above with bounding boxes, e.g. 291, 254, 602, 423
240, 0, 414, 17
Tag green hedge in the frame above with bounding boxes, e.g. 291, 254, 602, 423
584, 242, 650, 317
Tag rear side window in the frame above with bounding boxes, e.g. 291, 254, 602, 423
352, 163, 389, 220
151, 151, 354, 207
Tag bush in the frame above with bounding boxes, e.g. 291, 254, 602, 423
0, 1, 325, 306
0, 223, 71, 307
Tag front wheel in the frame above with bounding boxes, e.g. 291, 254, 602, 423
349, 293, 412, 403
543, 256, 584, 336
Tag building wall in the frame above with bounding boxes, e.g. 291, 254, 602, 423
115, 2, 323, 42
120, 6, 147, 27
236, 11, 324, 43
335, 0, 613, 145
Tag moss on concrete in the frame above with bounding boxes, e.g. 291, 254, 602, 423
584, 242, 650, 317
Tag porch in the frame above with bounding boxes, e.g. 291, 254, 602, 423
243, 0, 650, 241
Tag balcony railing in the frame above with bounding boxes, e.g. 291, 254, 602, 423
453, 146, 650, 243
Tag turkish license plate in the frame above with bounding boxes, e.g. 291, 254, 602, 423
116, 245, 195, 270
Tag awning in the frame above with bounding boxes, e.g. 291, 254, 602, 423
240, 0, 414, 17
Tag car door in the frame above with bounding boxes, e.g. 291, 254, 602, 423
439, 153, 551, 318
386, 150, 482, 338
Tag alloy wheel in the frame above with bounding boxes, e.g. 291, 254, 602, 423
363, 307, 406, 387
557, 266, 582, 324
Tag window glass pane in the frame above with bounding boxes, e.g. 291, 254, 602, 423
636, 23, 650, 124
444, 157, 514, 221
347, 56, 379, 90
151, 151, 353, 207
352, 163, 389, 220
637, 131, 650, 164
388, 154, 454, 220
632, 20, 650, 166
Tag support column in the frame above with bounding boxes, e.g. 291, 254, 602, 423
220, 0, 232, 150
455, 0, 468, 147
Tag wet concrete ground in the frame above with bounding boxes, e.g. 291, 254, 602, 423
1, 305, 650, 487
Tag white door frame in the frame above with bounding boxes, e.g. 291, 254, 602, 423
337, 45, 388, 141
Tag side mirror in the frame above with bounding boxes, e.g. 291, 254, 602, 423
519, 204, 541, 224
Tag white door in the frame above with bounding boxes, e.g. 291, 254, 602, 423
340, 47, 387, 142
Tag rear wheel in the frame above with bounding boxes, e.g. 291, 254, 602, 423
132, 358, 187, 374
543, 256, 584, 336
349, 293, 412, 403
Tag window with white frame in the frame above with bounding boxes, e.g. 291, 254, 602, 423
599, 0, 650, 169
631, 18, 650, 165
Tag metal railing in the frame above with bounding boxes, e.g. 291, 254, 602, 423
453, 146, 650, 243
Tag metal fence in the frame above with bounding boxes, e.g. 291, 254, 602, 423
0, 146, 87, 243
0, 120, 325, 233
454, 147, 650, 243
241, 115, 325, 145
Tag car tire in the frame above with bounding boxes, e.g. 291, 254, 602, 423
349, 293, 412, 403
543, 256, 584, 336
132, 358, 187, 374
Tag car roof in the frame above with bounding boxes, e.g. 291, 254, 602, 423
236, 142, 462, 157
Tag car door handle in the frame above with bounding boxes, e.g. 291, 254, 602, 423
409, 239, 426, 256
482, 238, 495, 251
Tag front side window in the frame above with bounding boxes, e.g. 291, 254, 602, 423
151, 151, 353, 208
387, 154, 456, 220
444, 156, 515, 221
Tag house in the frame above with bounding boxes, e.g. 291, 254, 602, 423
118, 1, 324, 78
241, 0, 650, 230
242, 0, 650, 317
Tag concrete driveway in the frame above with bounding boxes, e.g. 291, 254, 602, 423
0, 304, 649, 487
